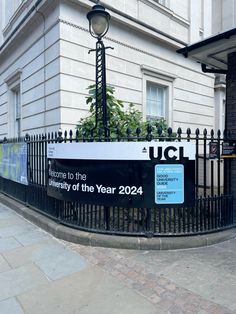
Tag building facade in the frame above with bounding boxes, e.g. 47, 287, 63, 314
0, 0, 228, 137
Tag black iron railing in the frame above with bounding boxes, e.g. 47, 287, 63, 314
0, 127, 235, 236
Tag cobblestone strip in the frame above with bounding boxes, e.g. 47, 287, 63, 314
64, 242, 233, 314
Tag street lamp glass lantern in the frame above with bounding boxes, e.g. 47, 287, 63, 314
87, 5, 110, 39
91, 15, 108, 36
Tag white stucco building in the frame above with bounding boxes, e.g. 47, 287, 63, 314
0, 0, 231, 137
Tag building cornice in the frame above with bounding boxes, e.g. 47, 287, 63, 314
139, 0, 190, 28
0, 0, 45, 55
59, 18, 179, 60
59, 18, 202, 78
2, 0, 34, 38
0, 0, 187, 57
76, 0, 187, 48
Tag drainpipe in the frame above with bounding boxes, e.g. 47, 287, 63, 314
201, 63, 228, 75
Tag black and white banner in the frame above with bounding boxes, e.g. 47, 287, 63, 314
47, 142, 195, 207
47, 142, 195, 161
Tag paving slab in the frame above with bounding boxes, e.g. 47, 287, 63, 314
0, 210, 20, 220
150, 247, 236, 309
3, 238, 87, 281
0, 216, 28, 228
0, 298, 25, 314
155, 258, 225, 291
1, 198, 236, 313
0, 254, 11, 272
34, 248, 87, 280
217, 238, 236, 251
68, 243, 236, 314
2, 240, 62, 269
130, 246, 236, 310
0, 264, 49, 301
0, 237, 22, 252
203, 275, 236, 311
0, 224, 35, 238
18, 266, 159, 314
14, 229, 51, 246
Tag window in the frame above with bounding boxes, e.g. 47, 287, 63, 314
4, 0, 25, 28
146, 82, 166, 120
5, 69, 22, 138
141, 65, 176, 126
14, 87, 21, 138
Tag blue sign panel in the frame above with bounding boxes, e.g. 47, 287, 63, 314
155, 164, 184, 204
0, 143, 28, 185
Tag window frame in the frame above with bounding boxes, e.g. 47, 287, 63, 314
146, 81, 166, 120
13, 86, 21, 138
141, 65, 176, 126
4, 69, 22, 138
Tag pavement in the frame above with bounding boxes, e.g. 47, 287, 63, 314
0, 201, 236, 314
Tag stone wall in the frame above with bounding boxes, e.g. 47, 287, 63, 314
0, 0, 216, 136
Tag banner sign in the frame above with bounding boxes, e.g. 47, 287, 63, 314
0, 143, 28, 185
47, 142, 195, 161
47, 142, 195, 207
222, 141, 236, 157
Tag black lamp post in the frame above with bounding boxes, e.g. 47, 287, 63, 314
87, 4, 111, 137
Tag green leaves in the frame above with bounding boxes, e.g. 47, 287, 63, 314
76, 84, 172, 139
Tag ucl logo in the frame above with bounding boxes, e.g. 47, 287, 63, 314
149, 146, 190, 161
